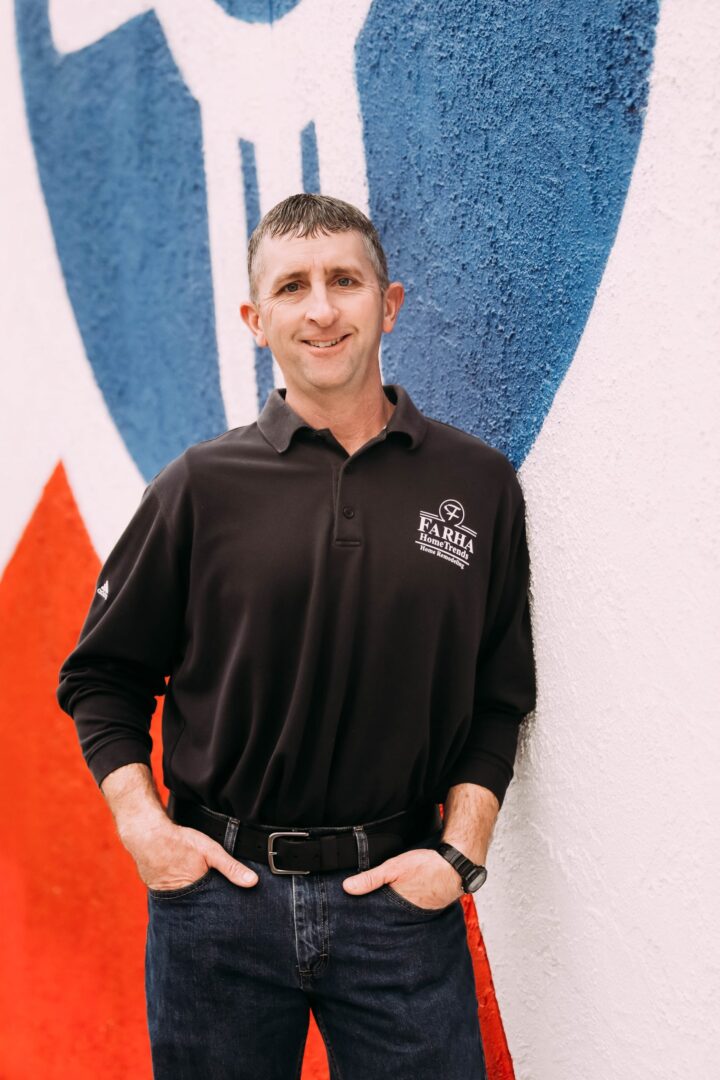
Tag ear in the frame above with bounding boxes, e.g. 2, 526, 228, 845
382, 281, 405, 334
240, 301, 269, 348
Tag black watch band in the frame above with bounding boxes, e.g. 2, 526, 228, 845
436, 842, 488, 894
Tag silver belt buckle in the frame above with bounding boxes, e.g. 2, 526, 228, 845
267, 830, 311, 874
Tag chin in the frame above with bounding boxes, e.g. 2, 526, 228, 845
302, 366, 356, 391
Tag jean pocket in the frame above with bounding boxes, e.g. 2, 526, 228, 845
147, 867, 216, 900
374, 826, 456, 916
379, 882, 458, 916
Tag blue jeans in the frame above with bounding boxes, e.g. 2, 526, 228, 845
145, 818, 487, 1079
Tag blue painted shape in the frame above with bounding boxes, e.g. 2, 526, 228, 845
15, 0, 226, 480
357, 0, 658, 468
239, 139, 262, 233
212, 1, 301, 22
240, 138, 275, 409
301, 121, 321, 195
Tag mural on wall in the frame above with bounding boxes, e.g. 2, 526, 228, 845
2, 0, 658, 1076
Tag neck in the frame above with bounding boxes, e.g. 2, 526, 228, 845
284, 380, 395, 456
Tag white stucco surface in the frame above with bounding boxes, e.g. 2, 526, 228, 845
481, 2, 720, 1076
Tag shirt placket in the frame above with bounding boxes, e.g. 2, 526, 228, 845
321, 428, 388, 547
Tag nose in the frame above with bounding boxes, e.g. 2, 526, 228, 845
305, 283, 338, 328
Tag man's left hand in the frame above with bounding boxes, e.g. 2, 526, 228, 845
342, 847, 464, 909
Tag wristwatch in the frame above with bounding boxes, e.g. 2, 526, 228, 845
436, 842, 488, 894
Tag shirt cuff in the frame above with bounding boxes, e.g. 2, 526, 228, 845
85, 738, 153, 789
442, 749, 514, 809
442, 710, 523, 808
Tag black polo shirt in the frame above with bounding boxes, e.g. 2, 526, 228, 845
57, 383, 536, 826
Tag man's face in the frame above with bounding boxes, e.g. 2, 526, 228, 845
240, 230, 403, 397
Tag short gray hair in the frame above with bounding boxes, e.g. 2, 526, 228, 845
247, 193, 389, 301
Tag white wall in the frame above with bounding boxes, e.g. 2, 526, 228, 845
485, 3, 720, 1076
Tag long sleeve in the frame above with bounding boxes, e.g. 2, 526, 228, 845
443, 466, 537, 807
56, 472, 189, 788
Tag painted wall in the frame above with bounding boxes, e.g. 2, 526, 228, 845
1, 0, 718, 1077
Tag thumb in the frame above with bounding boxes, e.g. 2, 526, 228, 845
343, 860, 395, 895
205, 839, 258, 887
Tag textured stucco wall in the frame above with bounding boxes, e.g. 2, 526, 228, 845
1, 1, 719, 1077
485, 5, 720, 1074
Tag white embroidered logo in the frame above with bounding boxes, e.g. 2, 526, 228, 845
416, 499, 476, 571
97, 579, 109, 601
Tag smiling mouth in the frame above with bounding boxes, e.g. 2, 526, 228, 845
303, 334, 350, 349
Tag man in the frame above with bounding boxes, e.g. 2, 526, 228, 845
57, 193, 536, 1079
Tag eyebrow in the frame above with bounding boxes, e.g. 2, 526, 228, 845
269, 264, 367, 291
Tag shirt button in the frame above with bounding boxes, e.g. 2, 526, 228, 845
342, 506, 355, 519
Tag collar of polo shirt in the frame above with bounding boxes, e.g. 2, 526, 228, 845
257, 383, 429, 454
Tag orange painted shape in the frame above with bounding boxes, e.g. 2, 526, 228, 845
0, 463, 155, 1078
0, 463, 513, 1080
300, 1012, 331, 1079
462, 892, 515, 1079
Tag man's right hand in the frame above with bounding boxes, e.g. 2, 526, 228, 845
123, 819, 259, 892
99, 763, 259, 891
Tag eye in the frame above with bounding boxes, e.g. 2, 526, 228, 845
336, 277, 354, 287
282, 281, 301, 293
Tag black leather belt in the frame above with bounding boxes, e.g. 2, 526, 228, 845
167, 793, 442, 875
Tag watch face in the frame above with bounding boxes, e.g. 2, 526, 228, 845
465, 866, 487, 893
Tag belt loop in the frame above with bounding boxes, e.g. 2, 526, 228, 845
223, 817, 240, 856
353, 825, 370, 871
